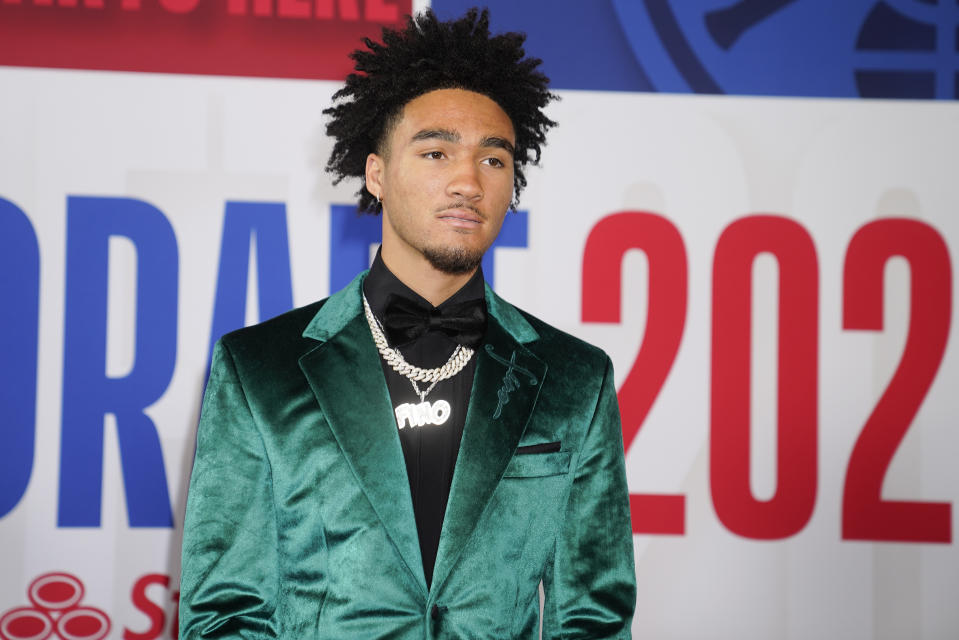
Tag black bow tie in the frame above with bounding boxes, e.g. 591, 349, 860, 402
381, 294, 487, 347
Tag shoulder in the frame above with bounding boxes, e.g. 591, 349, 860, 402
495, 297, 611, 374
218, 271, 366, 359
493, 298, 617, 431
217, 299, 328, 363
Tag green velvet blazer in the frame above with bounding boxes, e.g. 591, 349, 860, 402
180, 273, 636, 639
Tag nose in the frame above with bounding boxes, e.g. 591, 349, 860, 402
446, 158, 483, 201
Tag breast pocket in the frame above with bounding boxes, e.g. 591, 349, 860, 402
502, 451, 572, 478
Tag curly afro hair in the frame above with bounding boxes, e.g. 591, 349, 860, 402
324, 8, 558, 214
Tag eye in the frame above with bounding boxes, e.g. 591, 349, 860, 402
482, 157, 507, 168
422, 150, 446, 160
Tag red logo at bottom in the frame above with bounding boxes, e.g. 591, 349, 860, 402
0, 573, 110, 640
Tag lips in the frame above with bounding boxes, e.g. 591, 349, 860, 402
436, 206, 484, 227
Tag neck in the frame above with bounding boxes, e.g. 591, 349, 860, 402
380, 245, 476, 307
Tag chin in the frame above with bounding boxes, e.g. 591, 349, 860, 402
422, 245, 485, 275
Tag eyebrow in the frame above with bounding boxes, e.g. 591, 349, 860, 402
410, 129, 515, 156
411, 128, 459, 144
481, 136, 515, 156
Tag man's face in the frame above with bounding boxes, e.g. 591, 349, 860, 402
366, 88, 515, 276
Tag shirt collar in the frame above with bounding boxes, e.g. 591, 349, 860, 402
363, 247, 487, 319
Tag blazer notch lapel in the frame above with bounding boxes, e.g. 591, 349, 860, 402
302, 271, 367, 342
430, 316, 547, 593
298, 311, 428, 593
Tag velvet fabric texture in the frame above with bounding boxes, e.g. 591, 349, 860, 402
179, 273, 636, 639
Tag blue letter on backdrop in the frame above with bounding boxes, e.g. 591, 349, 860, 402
480, 209, 528, 289
60, 196, 177, 527
207, 201, 293, 366
0, 199, 40, 518
329, 204, 382, 293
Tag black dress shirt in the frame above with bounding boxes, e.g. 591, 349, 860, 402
362, 250, 485, 588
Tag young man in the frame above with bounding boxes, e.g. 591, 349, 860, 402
180, 9, 635, 639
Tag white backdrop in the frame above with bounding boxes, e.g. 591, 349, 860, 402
0, 66, 957, 639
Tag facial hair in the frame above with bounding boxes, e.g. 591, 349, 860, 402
421, 244, 484, 275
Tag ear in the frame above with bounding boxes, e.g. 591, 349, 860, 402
365, 153, 385, 200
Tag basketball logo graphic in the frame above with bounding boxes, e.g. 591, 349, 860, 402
0, 573, 110, 640
609, 0, 958, 99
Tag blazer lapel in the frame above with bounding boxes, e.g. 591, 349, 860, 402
430, 287, 547, 594
298, 273, 427, 594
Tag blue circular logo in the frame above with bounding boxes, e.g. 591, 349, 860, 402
610, 0, 958, 99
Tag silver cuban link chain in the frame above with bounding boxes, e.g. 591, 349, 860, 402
362, 294, 474, 402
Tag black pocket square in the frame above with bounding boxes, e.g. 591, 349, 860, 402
515, 441, 561, 455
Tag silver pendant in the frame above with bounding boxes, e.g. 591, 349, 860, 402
394, 400, 451, 429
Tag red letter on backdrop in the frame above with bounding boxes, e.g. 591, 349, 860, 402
710, 215, 819, 540
277, 0, 309, 18
254, 0, 272, 16
124, 574, 170, 640
842, 218, 952, 543
314, 0, 358, 19
365, 0, 398, 21
582, 211, 688, 535
171, 590, 180, 639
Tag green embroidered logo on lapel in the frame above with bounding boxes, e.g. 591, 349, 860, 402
484, 344, 539, 419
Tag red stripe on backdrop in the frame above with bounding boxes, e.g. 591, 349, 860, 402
0, 0, 411, 80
